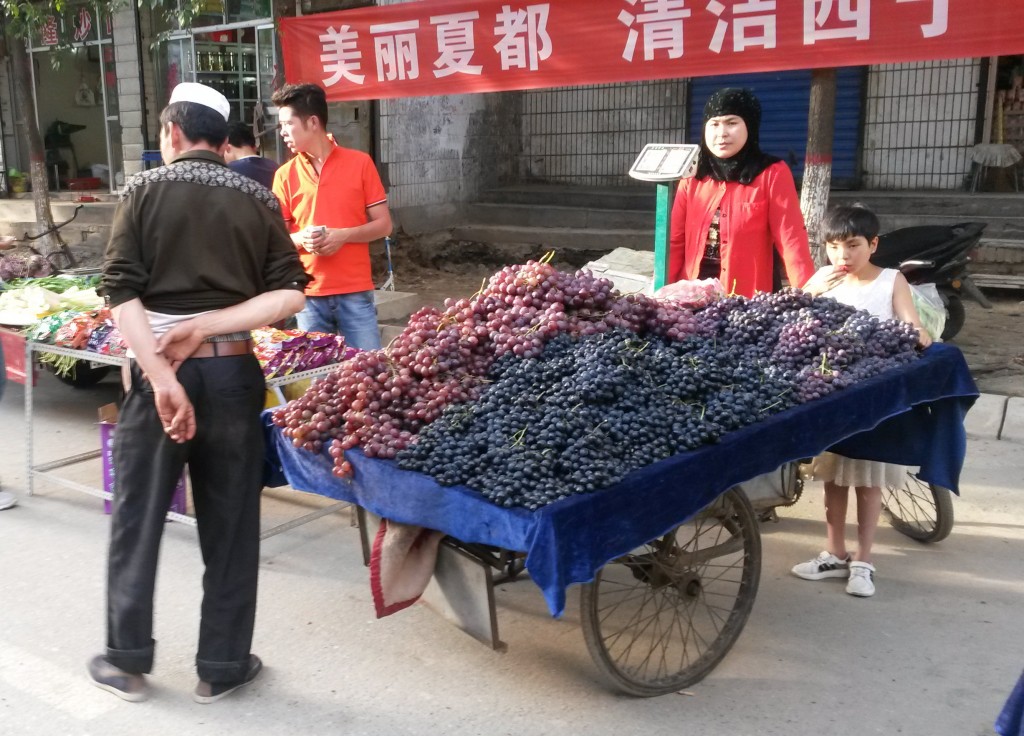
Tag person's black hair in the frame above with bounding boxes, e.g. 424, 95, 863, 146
695, 87, 780, 184
159, 102, 228, 148
822, 203, 881, 243
271, 83, 329, 127
227, 121, 257, 149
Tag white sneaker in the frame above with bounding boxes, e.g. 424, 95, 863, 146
846, 561, 876, 597
0, 490, 17, 510
791, 551, 850, 580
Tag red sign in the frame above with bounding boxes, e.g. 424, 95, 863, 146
281, 0, 1024, 101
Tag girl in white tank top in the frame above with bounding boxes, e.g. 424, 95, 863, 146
795, 212, 932, 598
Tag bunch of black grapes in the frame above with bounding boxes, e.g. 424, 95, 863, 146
398, 290, 921, 509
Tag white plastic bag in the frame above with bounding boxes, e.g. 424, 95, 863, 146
652, 278, 725, 308
909, 283, 946, 342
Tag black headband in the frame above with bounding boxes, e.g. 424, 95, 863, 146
703, 87, 762, 132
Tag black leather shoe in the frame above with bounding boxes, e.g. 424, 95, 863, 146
193, 655, 263, 704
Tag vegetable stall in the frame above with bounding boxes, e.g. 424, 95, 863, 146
0, 273, 357, 534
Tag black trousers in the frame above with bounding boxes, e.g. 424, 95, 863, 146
105, 355, 265, 683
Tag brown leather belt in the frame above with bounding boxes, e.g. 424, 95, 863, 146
189, 339, 254, 359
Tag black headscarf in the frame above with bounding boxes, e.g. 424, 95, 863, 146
695, 87, 781, 185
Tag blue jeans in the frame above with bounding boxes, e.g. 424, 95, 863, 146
296, 290, 381, 350
0, 340, 6, 401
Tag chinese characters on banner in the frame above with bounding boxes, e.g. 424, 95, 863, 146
280, 0, 1024, 101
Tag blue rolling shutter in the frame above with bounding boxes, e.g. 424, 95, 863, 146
687, 68, 864, 188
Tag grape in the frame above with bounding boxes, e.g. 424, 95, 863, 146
273, 265, 921, 509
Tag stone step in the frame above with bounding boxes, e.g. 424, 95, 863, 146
874, 214, 1024, 240
373, 289, 420, 323
0, 198, 118, 226
479, 185, 654, 211
828, 190, 1024, 218
974, 238, 1024, 266
0, 221, 111, 250
462, 202, 654, 230
451, 224, 653, 252
970, 273, 1024, 290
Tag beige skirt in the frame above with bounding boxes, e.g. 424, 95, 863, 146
811, 452, 907, 489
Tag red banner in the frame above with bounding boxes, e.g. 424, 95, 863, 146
281, 0, 1024, 101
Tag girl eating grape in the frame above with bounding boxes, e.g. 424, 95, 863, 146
792, 203, 932, 597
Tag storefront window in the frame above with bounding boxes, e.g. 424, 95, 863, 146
152, 0, 273, 32
27, 2, 122, 193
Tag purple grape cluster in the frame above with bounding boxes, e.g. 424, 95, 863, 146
272, 259, 702, 477
274, 260, 922, 496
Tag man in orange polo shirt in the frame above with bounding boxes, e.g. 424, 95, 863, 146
271, 83, 392, 350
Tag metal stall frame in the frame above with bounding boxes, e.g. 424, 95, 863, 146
22, 340, 346, 537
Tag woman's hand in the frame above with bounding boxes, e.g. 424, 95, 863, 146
801, 265, 848, 297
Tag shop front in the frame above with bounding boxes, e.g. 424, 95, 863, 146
12, 1, 123, 194
144, 0, 282, 162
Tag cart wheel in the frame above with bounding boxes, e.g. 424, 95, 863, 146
777, 461, 805, 507
882, 472, 954, 543
580, 488, 761, 697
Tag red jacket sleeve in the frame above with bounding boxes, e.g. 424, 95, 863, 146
766, 163, 815, 289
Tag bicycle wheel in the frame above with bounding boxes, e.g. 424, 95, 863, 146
882, 471, 954, 543
580, 488, 761, 697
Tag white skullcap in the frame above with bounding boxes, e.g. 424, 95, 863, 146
169, 82, 231, 121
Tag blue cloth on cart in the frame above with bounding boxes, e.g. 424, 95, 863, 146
263, 343, 978, 617
998, 669, 1024, 736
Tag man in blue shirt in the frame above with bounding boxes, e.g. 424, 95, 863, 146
224, 122, 278, 189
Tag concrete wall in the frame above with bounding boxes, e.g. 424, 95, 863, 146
375, 0, 520, 234
379, 92, 520, 231
519, 81, 688, 187
112, 6, 145, 181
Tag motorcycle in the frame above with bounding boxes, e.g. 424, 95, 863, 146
871, 221, 990, 341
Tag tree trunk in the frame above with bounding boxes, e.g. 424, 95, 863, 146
6, 32, 67, 264
800, 68, 837, 267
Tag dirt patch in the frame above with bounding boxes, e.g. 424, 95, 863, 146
951, 296, 1024, 397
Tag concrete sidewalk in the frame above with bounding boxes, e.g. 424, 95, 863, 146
966, 393, 1024, 443
0, 374, 1021, 736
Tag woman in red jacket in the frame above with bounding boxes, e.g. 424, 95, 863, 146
669, 88, 815, 297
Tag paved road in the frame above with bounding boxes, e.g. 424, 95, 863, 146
0, 371, 1021, 736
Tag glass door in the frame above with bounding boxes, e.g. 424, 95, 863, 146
255, 24, 281, 161
26, 2, 124, 194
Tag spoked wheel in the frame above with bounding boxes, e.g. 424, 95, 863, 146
882, 471, 954, 543
580, 488, 761, 696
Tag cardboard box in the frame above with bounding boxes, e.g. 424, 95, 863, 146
99, 404, 188, 515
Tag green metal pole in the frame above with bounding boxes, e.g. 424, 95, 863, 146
652, 182, 672, 291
